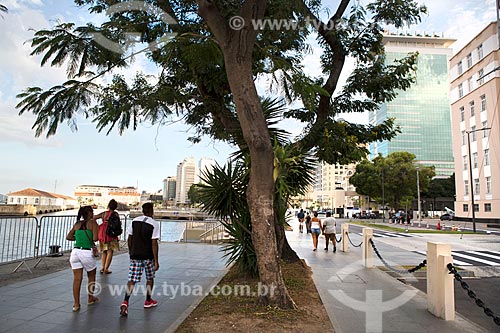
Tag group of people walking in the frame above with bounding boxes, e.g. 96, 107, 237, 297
65, 200, 160, 317
297, 209, 337, 252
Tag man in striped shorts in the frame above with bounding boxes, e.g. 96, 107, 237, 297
120, 202, 160, 317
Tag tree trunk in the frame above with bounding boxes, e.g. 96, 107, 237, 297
273, 205, 300, 262
196, 0, 294, 308
275, 221, 300, 263
225, 64, 295, 308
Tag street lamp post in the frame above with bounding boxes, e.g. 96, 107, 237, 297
466, 127, 491, 233
381, 170, 385, 223
416, 166, 421, 227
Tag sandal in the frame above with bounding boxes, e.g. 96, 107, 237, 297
88, 297, 99, 305
104, 270, 112, 274
72, 305, 80, 312
100, 269, 104, 274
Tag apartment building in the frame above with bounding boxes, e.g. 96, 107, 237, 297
175, 157, 197, 205
309, 162, 358, 216
449, 22, 500, 223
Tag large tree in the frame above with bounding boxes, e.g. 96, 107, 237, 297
350, 152, 435, 209
425, 173, 456, 198
17, 0, 426, 307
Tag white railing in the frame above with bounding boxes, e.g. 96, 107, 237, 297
198, 222, 227, 243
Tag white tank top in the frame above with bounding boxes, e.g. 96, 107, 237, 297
310, 218, 321, 229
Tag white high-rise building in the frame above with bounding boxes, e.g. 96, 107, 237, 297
175, 157, 197, 204
197, 157, 216, 183
309, 162, 358, 216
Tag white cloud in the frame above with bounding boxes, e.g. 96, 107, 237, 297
415, 0, 497, 51
0, 99, 63, 147
0, 3, 70, 147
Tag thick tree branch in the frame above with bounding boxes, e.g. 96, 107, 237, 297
297, 0, 350, 151
196, 0, 230, 48
197, 82, 244, 146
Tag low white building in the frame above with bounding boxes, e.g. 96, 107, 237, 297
7, 188, 78, 210
74, 185, 140, 208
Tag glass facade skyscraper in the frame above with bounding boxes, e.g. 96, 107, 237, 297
369, 34, 456, 177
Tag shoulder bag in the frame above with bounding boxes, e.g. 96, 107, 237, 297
82, 221, 99, 257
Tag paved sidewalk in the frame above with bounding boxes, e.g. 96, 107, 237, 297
287, 222, 489, 333
0, 243, 228, 333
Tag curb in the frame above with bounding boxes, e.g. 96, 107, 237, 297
163, 262, 233, 333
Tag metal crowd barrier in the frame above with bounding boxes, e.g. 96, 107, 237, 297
0, 216, 39, 267
37, 215, 78, 257
0, 213, 221, 271
0, 213, 131, 268
119, 214, 128, 241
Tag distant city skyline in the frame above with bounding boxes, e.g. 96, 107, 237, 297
0, 0, 496, 196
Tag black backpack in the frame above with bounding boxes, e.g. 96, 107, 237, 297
106, 211, 123, 237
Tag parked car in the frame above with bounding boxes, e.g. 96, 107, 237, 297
440, 213, 454, 221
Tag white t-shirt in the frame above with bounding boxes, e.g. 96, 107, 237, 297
323, 217, 336, 234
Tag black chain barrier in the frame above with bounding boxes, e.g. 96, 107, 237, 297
447, 263, 500, 327
336, 235, 342, 243
346, 232, 363, 247
369, 238, 427, 275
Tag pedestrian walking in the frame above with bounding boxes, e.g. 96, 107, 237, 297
305, 212, 311, 234
310, 212, 323, 251
120, 202, 160, 317
95, 199, 121, 274
66, 205, 100, 312
322, 212, 337, 252
297, 209, 305, 233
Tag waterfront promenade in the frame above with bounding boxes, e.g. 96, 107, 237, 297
0, 220, 496, 332
0, 243, 228, 332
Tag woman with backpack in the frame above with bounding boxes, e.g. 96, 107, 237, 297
95, 199, 121, 274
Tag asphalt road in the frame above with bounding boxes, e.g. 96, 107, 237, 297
348, 217, 500, 235
340, 219, 500, 332
405, 277, 500, 332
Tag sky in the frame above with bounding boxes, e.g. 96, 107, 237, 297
0, 0, 497, 196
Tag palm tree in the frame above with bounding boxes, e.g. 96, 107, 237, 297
197, 161, 257, 277
273, 143, 315, 262
197, 142, 315, 276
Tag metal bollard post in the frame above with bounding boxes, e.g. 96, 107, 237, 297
341, 223, 349, 252
362, 228, 374, 268
426, 242, 455, 320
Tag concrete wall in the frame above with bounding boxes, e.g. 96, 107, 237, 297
0, 204, 72, 216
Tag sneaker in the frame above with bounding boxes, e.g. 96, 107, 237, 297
120, 300, 128, 317
144, 299, 158, 308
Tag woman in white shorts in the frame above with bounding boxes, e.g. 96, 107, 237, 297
66, 206, 100, 312
310, 212, 323, 251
